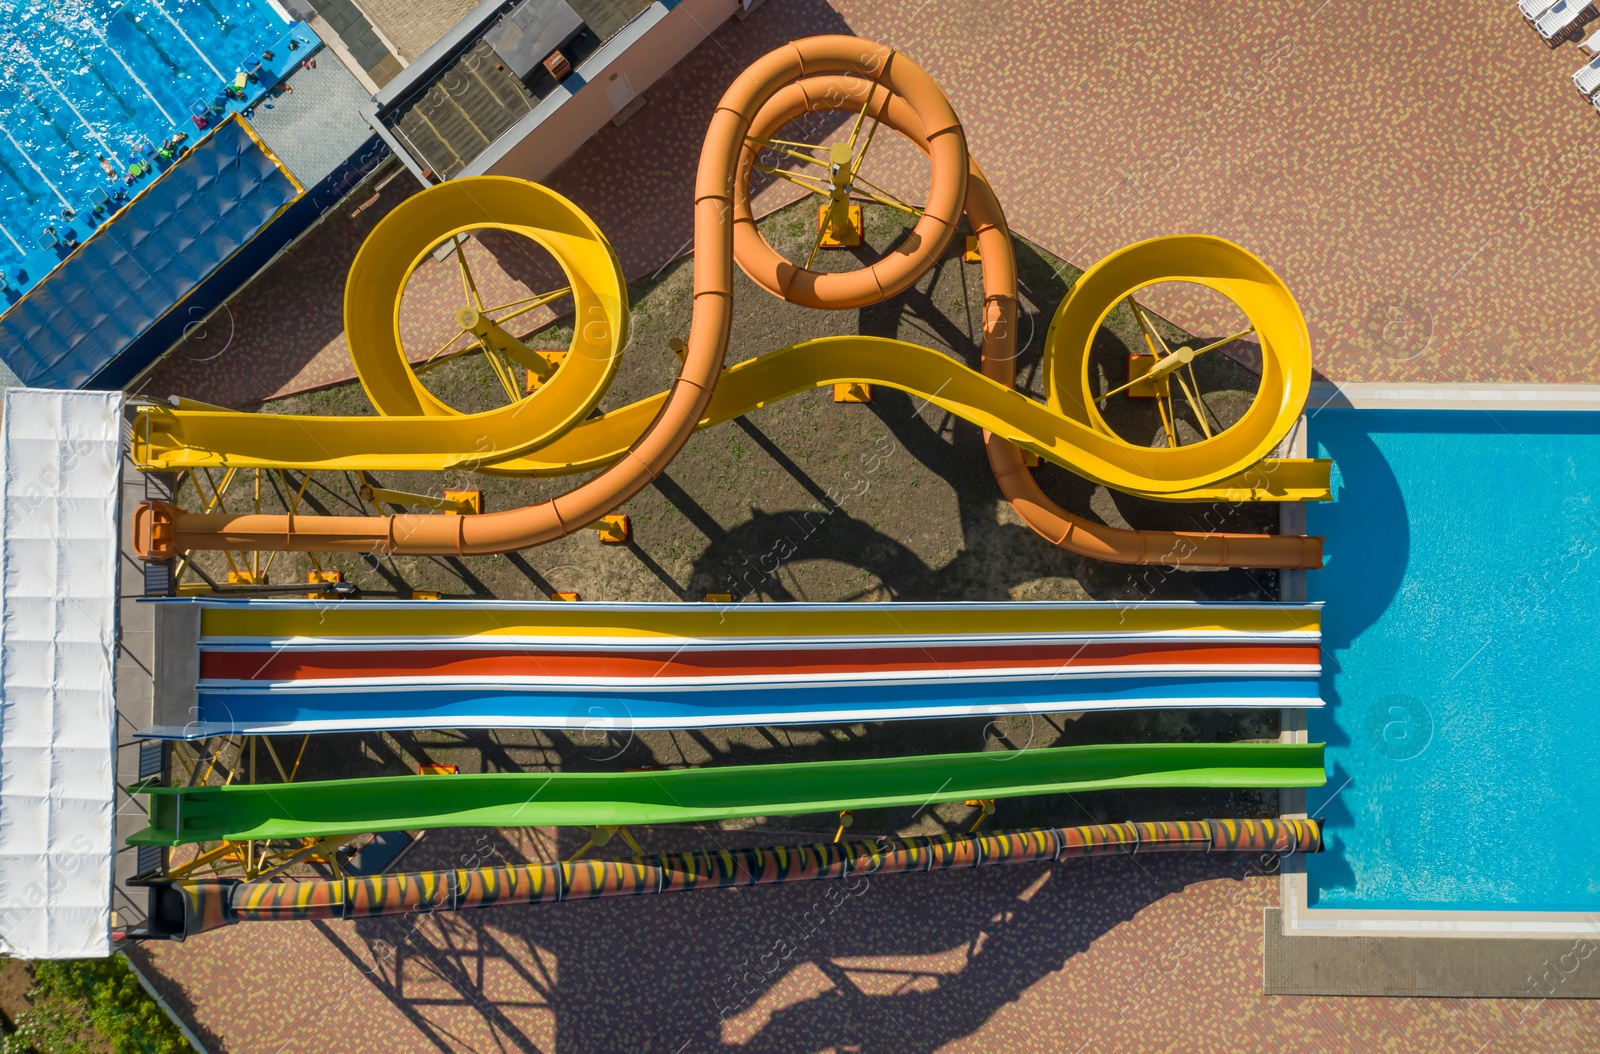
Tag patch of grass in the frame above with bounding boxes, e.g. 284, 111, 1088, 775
2, 957, 191, 1054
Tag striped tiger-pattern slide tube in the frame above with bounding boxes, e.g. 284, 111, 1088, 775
162, 818, 1319, 939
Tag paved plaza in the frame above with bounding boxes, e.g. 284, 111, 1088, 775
134, 828, 1598, 1052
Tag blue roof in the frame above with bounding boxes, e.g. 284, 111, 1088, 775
0, 118, 301, 390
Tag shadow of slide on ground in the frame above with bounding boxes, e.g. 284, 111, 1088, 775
317, 842, 1265, 1053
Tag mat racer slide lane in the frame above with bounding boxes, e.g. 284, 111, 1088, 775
129, 741, 1326, 846
152, 598, 1325, 739
131, 36, 1325, 568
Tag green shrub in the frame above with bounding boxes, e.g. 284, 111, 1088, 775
4, 956, 192, 1054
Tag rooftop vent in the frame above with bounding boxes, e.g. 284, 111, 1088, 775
485, 0, 585, 81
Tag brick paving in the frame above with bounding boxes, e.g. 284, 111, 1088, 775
131, 826, 1599, 1052
358, 0, 480, 63
142, 0, 1600, 407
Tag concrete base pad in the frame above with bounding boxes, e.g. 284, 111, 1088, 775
1264, 908, 1600, 998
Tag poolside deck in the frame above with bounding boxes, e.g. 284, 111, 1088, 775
139, 0, 1600, 407
130, 830, 1600, 1051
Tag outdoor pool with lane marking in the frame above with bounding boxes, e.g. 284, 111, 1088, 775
0, 0, 288, 269
1306, 407, 1600, 913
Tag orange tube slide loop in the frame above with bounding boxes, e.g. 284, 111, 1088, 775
145, 36, 967, 558
130, 35, 1322, 570
732, 66, 966, 309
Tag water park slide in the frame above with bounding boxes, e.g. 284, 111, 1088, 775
133, 818, 1322, 940
129, 741, 1325, 846
153, 598, 1324, 739
132, 35, 1328, 570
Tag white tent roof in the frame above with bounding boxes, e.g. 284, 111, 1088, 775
0, 389, 121, 958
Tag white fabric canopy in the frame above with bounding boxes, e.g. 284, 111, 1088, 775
0, 389, 121, 958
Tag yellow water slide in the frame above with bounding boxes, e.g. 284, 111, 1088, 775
132, 36, 1326, 569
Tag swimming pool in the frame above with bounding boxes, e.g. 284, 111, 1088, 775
1305, 407, 1600, 912
0, 0, 293, 283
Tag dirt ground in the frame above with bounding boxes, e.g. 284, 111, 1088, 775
184, 195, 1278, 608
0, 957, 29, 1029
160, 194, 1288, 842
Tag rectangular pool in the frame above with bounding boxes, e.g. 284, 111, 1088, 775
0, 0, 291, 280
1305, 407, 1600, 912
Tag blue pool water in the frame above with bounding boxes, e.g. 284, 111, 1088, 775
0, 0, 291, 280
1306, 408, 1600, 912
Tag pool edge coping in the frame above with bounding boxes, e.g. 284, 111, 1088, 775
1309, 380, 1600, 412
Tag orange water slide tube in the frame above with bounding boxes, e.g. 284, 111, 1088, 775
730, 73, 1320, 570
133, 35, 1320, 569
140, 38, 944, 556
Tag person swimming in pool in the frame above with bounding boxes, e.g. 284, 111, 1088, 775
98, 154, 116, 179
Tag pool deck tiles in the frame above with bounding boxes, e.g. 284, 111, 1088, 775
1264, 908, 1600, 997
130, 828, 1600, 1052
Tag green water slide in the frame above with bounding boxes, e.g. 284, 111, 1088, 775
130, 742, 1325, 846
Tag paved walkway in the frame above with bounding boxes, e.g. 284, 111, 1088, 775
359, 0, 479, 62
133, 827, 1598, 1052
142, 0, 1600, 407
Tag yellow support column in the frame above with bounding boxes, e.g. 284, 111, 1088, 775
591, 514, 630, 544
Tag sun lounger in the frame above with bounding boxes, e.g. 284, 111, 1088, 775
1536, 0, 1596, 42
1575, 53, 1600, 93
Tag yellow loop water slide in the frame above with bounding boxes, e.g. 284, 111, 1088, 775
131, 36, 1326, 569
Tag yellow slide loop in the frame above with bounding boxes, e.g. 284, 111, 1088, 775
347, 178, 627, 425
129, 34, 1327, 568
1045, 234, 1311, 489
132, 178, 629, 473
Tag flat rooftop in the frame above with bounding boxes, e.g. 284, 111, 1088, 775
374, 0, 655, 180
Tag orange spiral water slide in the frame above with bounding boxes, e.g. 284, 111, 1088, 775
730, 57, 1319, 569
133, 36, 1320, 569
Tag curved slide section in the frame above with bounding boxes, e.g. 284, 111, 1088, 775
135, 37, 957, 561
135, 335, 1329, 500
151, 599, 1323, 739
128, 741, 1326, 846
134, 179, 632, 474
132, 35, 1326, 568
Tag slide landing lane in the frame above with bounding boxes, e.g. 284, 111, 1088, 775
150, 670, 1325, 739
